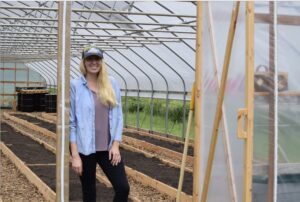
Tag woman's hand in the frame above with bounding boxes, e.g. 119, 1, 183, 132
109, 141, 121, 166
72, 154, 82, 176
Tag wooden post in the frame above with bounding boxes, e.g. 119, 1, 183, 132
244, 2, 255, 202
268, 2, 276, 202
177, 83, 195, 202
56, 1, 71, 201
193, 2, 203, 202
200, 2, 240, 202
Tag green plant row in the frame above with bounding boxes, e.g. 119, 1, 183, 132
122, 97, 189, 124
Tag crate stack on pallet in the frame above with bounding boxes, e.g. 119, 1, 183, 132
16, 87, 57, 113
45, 94, 57, 113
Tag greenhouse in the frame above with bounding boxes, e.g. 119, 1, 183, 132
1, 1, 300, 202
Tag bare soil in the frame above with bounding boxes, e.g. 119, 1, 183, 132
12, 114, 193, 195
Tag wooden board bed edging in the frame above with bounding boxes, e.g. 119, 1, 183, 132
123, 135, 194, 166
4, 113, 192, 201
3, 112, 56, 140
3, 119, 141, 202
37, 112, 194, 147
8, 112, 193, 172
0, 142, 56, 202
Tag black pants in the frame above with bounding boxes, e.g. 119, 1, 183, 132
79, 151, 130, 202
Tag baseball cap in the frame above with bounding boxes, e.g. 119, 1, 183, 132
82, 45, 104, 59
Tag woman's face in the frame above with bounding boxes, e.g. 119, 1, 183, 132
84, 56, 101, 75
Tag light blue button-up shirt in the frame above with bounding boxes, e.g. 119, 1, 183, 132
69, 75, 123, 155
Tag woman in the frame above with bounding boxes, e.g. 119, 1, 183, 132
69, 45, 130, 202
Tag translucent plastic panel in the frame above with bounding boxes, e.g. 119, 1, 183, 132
3, 70, 14, 81
16, 63, 26, 68
0, 83, 3, 94
276, 2, 300, 201
3, 84, 14, 94
201, 2, 246, 201
0, 69, 3, 81
29, 69, 43, 82
3, 63, 14, 68
16, 70, 28, 82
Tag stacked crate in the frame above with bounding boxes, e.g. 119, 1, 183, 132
16, 87, 49, 112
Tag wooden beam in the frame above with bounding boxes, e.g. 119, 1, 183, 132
193, 2, 203, 202
3, 118, 56, 154
125, 166, 192, 202
255, 13, 300, 26
56, 1, 71, 202
26, 163, 56, 166
4, 112, 56, 140
122, 141, 192, 173
124, 127, 194, 146
268, 2, 276, 202
177, 84, 195, 201
0, 142, 56, 201
122, 135, 194, 167
200, 2, 240, 202
41, 112, 57, 123
244, 2, 255, 202
255, 91, 300, 97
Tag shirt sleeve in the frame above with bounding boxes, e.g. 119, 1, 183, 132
69, 80, 77, 143
113, 78, 123, 142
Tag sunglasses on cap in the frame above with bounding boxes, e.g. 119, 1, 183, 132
82, 45, 104, 60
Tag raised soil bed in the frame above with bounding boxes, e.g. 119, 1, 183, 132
1, 122, 118, 201
11, 113, 193, 195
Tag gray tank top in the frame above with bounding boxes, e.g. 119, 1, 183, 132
92, 91, 110, 151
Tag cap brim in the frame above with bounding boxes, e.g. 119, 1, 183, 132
83, 52, 103, 59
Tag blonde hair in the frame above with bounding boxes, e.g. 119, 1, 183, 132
80, 59, 117, 107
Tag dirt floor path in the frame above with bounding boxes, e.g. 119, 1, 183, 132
0, 152, 46, 201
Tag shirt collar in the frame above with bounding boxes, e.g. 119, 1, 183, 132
80, 75, 88, 86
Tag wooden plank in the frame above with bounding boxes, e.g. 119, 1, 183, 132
23, 112, 57, 125
40, 112, 57, 123
3, 119, 56, 154
123, 135, 194, 166
19, 89, 48, 94
268, 2, 276, 202
0, 142, 56, 201
255, 91, 300, 97
124, 127, 194, 146
254, 163, 300, 176
125, 166, 192, 202
56, 1, 71, 201
177, 84, 195, 202
244, 2, 255, 202
3, 112, 56, 140
255, 13, 300, 26
27, 163, 56, 166
122, 142, 192, 173
193, 2, 203, 202
200, 2, 240, 202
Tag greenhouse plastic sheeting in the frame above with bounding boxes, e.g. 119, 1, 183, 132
1, 1, 300, 201
200, 2, 300, 202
